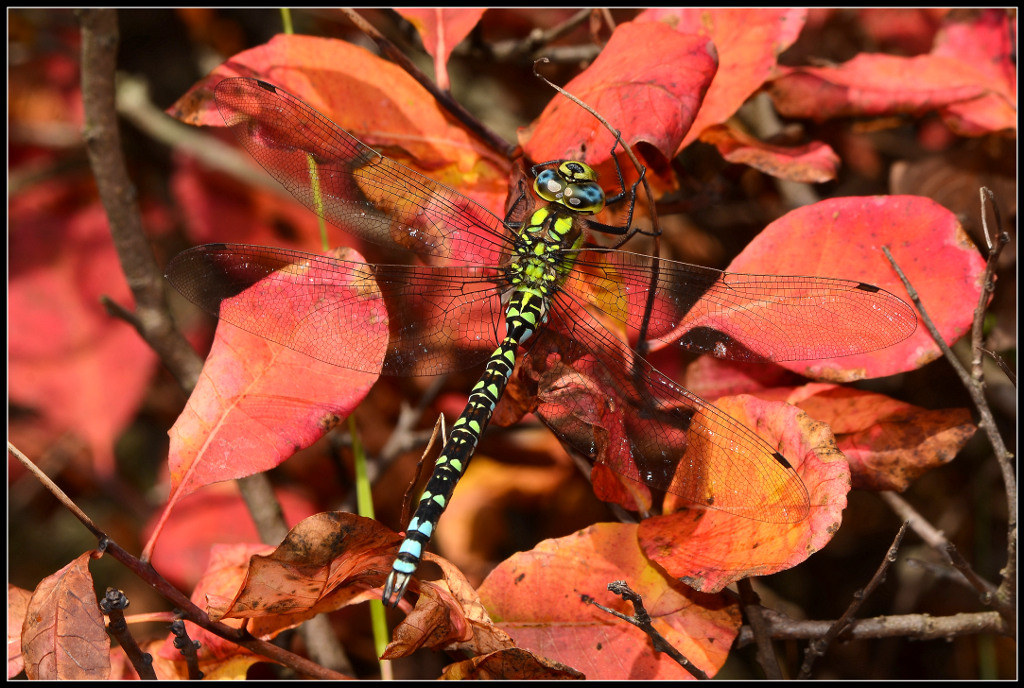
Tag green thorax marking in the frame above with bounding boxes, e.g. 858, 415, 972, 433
508, 204, 587, 305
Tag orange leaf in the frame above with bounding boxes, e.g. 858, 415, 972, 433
641, 396, 850, 592
478, 523, 741, 679
169, 33, 510, 216
776, 383, 978, 491
164, 513, 398, 652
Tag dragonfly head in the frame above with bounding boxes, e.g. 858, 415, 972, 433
534, 160, 605, 215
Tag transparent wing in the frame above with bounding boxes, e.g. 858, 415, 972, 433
562, 248, 917, 362
520, 316, 810, 523
166, 244, 507, 376
215, 77, 513, 267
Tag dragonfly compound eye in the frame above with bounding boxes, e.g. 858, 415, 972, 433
534, 168, 566, 202
562, 181, 606, 214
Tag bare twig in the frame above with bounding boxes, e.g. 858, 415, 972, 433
736, 609, 1009, 645
8, 442, 351, 679
78, 11, 357, 675
115, 75, 283, 194
79, 9, 204, 391
588, 581, 710, 679
882, 187, 1015, 618
798, 524, 908, 678
736, 579, 783, 679
101, 589, 156, 680
482, 9, 599, 62
169, 619, 203, 680
979, 347, 1016, 386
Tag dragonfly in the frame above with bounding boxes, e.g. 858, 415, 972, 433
166, 77, 918, 607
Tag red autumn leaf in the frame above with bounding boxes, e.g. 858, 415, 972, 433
769, 11, 1016, 136
521, 20, 717, 172
638, 8, 809, 150
683, 355, 805, 401
165, 315, 379, 498
149, 246, 385, 556
168, 33, 510, 217
21, 552, 110, 680
9, 176, 162, 476
699, 122, 840, 182
640, 396, 850, 592
144, 485, 319, 590
398, 8, 485, 64
929, 9, 1017, 136
768, 383, 978, 491
478, 522, 741, 679
727, 195, 985, 381
171, 155, 331, 252
397, 8, 487, 90
770, 54, 985, 120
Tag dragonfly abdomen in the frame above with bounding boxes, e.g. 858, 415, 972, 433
382, 288, 548, 605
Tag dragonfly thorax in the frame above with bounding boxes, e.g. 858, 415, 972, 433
508, 204, 585, 297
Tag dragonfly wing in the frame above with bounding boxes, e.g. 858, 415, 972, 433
521, 311, 810, 524
166, 244, 505, 376
214, 78, 512, 267
566, 249, 917, 362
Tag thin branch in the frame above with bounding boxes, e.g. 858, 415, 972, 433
736, 609, 1009, 645
798, 523, 908, 678
170, 619, 203, 680
736, 579, 783, 679
78, 9, 203, 390
589, 581, 710, 679
879, 490, 1012, 622
882, 201, 1015, 614
9, 442, 351, 679
482, 9, 598, 62
101, 589, 157, 680
115, 75, 283, 194
79, 11, 352, 674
